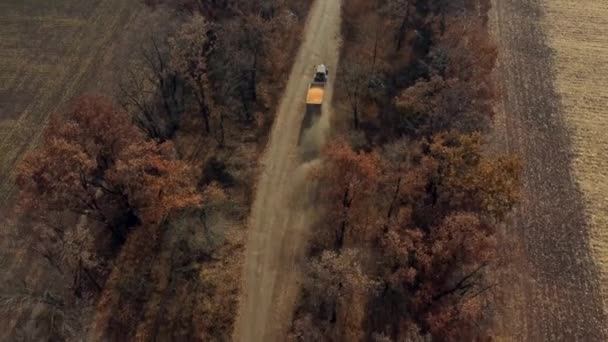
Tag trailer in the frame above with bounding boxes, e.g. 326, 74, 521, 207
306, 64, 329, 115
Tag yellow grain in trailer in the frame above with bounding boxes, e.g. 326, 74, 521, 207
305, 64, 329, 115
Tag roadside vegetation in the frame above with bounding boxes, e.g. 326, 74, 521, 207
3, 0, 524, 340
4, 0, 311, 340
289, 1, 521, 341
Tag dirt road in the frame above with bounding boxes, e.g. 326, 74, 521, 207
490, 0, 608, 340
233, 0, 341, 341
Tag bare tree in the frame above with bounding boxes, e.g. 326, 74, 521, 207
379, 0, 413, 51
339, 59, 371, 129
299, 249, 378, 340
143, 35, 183, 135
119, 33, 184, 141
169, 14, 215, 134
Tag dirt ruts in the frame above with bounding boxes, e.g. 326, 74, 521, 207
233, 0, 342, 341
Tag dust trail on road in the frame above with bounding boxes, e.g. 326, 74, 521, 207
233, 0, 341, 341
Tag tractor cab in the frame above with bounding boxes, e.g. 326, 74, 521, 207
313, 64, 329, 83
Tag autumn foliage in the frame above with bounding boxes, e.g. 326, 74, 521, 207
380, 212, 497, 340
7, 0, 312, 339
16, 95, 201, 241
312, 138, 381, 249
292, 1, 521, 341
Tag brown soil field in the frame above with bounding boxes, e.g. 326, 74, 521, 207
542, 0, 608, 318
490, 0, 608, 340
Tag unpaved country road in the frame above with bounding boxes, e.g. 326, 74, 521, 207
490, 0, 608, 340
233, 0, 342, 341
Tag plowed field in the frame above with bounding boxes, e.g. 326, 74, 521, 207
543, 0, 608, 317
490, 0, 608, 340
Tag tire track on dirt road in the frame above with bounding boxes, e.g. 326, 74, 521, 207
490, 0, 608, 340
233, 0, 341, 341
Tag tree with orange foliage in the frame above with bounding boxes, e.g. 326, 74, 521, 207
370, 133, 519, 340
16, 95, 202, 243
413, 213, 495, 339
378, 212, 496, 341
379, 139, 432, 227
294, 0, 519, 339
390, 17, 498, 138
314, 138, 381, 249
427, 133, 520, 221
435, 18, 497, 84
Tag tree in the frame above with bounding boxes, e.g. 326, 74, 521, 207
387, 17, 498, 138
427, 133, 520, 220
306, 249, 378, 310
16, 95, 202, 243
436, 17, 497, 83
414, 213, 495, 340
119, 63, 167, 141
298, 249, 378, 341
314, 138, 381, 249
213, 12, 271, 121
394, 76, 446, 136
364, 133, 519, 340
143, 0, 229, 16
238, 13, 270, 105
289, 314, 326, 342
339, 59, 371, 129
0, 281, 86, 341
120, 33, 184, 141
169, 14, 215, 133
379, 0, 414, 51
0, 212, 102, 341
379, 139, 431, 228
379, 212, 496, 341
394, 75, 494, 137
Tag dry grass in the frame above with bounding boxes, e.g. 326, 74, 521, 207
542, 0, 608, 315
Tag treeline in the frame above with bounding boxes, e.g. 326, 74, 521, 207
124, 0, 311, 145
290, 1, 519, 341
8, 1, 311, 340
